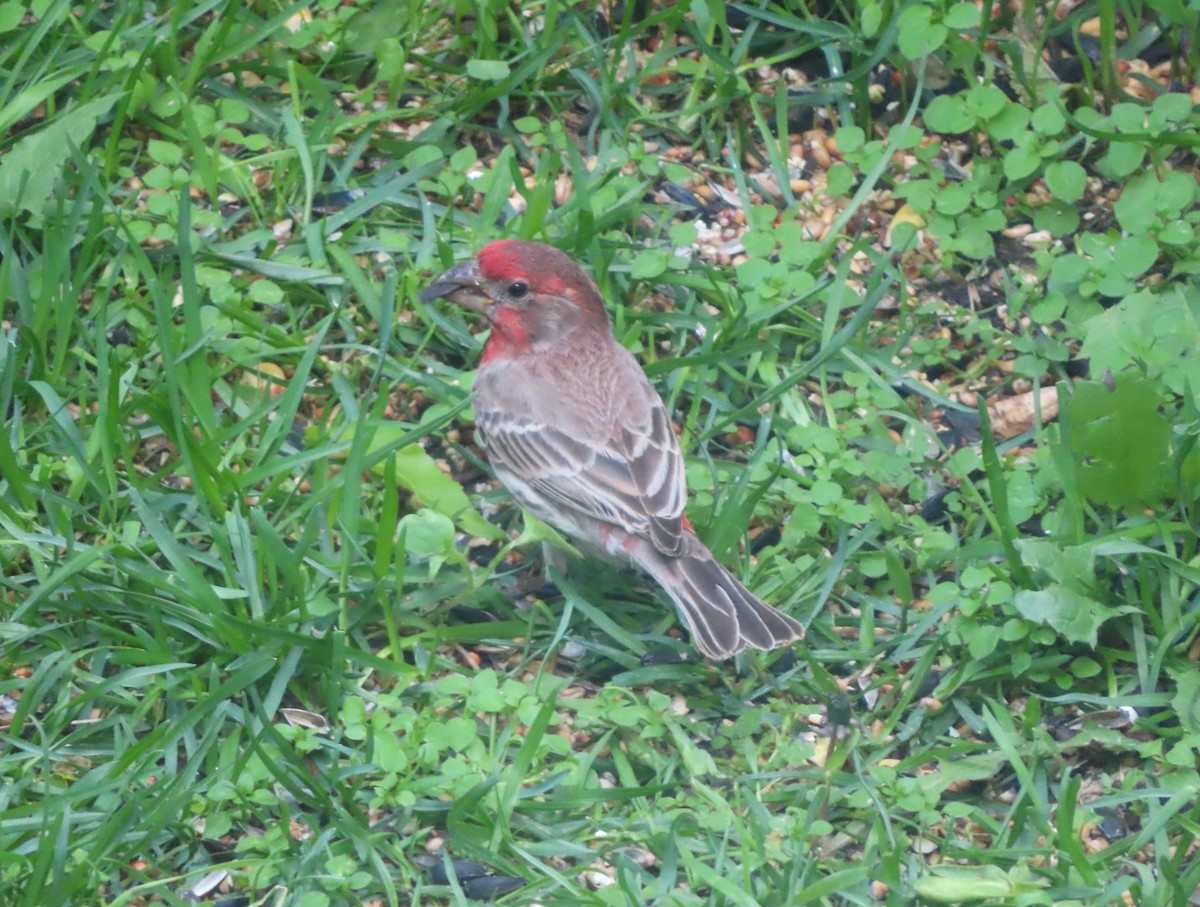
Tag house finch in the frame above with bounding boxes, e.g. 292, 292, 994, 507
420, 240, 803, 659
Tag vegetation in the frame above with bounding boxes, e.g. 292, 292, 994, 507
2, 1, 1198, 904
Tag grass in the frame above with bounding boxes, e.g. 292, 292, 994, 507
3, 1, 1200, 905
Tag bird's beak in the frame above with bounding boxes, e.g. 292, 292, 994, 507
419, 258, 490, 314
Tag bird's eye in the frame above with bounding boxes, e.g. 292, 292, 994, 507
507, 280, 529, 299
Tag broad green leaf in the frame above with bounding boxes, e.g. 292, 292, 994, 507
466, 59, 510, 81
1065, 377, 1171, 508
1101, 141, 1145, 179
1114, 235, 1158, 278
630, 249, 668, 280
1013, 585, 1107, 646
148, 139, 183, 166
1045, 160, 1086, 202
985, 100, 1030, 141
1169, 667, 1200, 734
0, 69, 81, 134
924, 94, 973, 133
354, 424, 504, 540
1034, 199, 1079, 234
943, 2, 980, 28
1002, 143, 1040, 181
0, 1, 23, 31
392, 444, 504, 540
967, 84, 1009, 120
1152, 91, 1192, 122
0, 94, 117, 216
1031, 103, 1066, 134
397, 508, 455, 578
860, 1, 881, 36
914, 866, 1015, 901
916, 865, 1048, 902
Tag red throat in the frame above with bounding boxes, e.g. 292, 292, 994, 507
480, 306, 532, 364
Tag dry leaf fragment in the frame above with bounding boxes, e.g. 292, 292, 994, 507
280, 708, 331, 732
987, 386, 1060, 440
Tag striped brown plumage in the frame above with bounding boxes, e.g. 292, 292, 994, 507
421, 240, 802, 659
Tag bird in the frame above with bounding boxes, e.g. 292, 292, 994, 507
420, 239, 803, 659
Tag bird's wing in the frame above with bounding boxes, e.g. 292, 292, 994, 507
476, 369, 689, 556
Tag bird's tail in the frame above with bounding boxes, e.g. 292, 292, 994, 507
637, 535, 804, 660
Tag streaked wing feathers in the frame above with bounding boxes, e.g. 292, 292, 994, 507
477, 389, 687, 555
